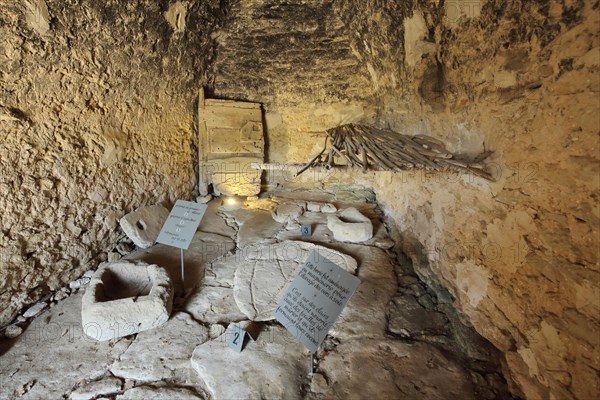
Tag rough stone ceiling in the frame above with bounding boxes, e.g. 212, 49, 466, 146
210, 0, 376, 105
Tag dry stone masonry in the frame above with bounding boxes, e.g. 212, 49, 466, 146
0, 0, 227, 327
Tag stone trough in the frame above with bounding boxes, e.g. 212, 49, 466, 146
81, 261, 173, 341
327, 207, 374, 243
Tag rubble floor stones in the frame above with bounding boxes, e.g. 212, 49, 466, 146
0, 190, 512, 400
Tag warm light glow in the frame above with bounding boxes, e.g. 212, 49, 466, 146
222, 196, 242, 210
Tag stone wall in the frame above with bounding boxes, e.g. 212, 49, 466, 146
366, 1, 599, 399
1, 0, 597, 398
0, 0, 226, 326
211, 0, 599, 398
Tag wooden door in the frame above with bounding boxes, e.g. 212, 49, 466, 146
198, 89, 264, 196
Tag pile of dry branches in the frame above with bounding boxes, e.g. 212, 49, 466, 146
296, 124, 494, 181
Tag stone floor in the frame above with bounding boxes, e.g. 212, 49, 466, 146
0, 190, 515, 400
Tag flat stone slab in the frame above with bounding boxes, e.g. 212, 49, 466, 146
82, 261, 173, 341
184, 286, 246, 324
271, 202, 305, 223
197, 200, 237, 238
191, 324, 306, 400
116, 386, 203, 400
232, 241, 357, 321
70, 377, 122, 400
314, 339, 476, 400
328, 244, 397, 340
126, 231, 235, 294
223, 207, 285, 248
202, 256, 238, 288
0, 294, 132, 400
22, 301, 47, 318
119, 204, 169, 248
110, 312, 209, 382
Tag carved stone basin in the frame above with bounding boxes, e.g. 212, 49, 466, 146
81, 261, 173, 341
326, 207, 374, 243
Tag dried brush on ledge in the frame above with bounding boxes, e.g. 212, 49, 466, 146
296, 124, 495, 181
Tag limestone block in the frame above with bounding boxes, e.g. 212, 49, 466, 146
191, 325, 306, 400
4, 324, 23, 338
305, 201, 337, 213
22, 302, 47, 318
119, 204, 169, 249
307, 201, 322, 212
327, 207, 373, 243
184, 286, 246, 324
271, 202, 304, 223
199, 111, 264, 193
81, 261, 173, 341
321, 203, 337, 213
110, 312, 208, 381
25, 0, 50, 36
211, 171, 262, 197
196, 194, 213, 204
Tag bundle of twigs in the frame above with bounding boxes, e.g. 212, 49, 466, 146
296, 124, 494, 181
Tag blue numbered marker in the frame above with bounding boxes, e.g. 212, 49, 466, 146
300, 224, 312, 236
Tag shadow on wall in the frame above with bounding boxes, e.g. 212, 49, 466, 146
392, 232, 511, 386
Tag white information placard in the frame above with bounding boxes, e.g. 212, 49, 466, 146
274, 250, 360, 353
156, 200, 207, 250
